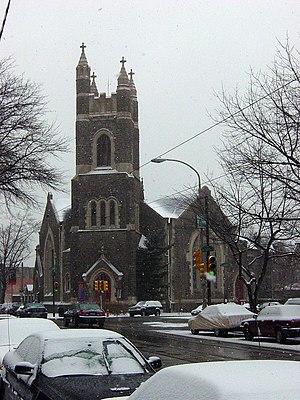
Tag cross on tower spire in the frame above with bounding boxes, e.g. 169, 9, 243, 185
91, 72, 97, 81
80, 42, 86, 52
129, 69, 135, 80
120, 56, 127, 67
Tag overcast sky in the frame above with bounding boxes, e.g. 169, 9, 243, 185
1, 0, 300, 216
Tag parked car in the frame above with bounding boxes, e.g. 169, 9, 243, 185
257, 301, 281, 311
285, 297, 300, 305
16, 303, 48, 318
63, 302, 105, 328
1, 329, 162, 400
125, 360, 300, 400
128, 301, 163, 317
190, 304, 203, 316
5, 302, 22, 316
241, 304, 300, 343
0, 317, 60, 366
188, 302, 254, 336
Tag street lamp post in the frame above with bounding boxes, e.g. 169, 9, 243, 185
151, 157, 210, 307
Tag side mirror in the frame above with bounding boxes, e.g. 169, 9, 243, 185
15, 362, 34, 375
148, 356, 162, 369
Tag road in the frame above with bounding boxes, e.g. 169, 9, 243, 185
104, 314, 300, 367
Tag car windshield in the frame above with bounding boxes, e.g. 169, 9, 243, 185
135, 301, 146, 306
26, 303, 45, 309
41, 337, 146, 377
79, 303, 101, 310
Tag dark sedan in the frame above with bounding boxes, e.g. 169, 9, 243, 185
1, 329, 162, 400
63, 302, 105, 328
242, 304, 300, 343
16, 303, 48, 318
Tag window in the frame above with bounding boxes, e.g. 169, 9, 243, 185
86, 198, 119, 229
100, 201, 106, 226
91, 201, 97, 226
97, 134, 111, 166
109, 200, 116, 225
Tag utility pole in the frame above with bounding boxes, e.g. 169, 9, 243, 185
20, 261, 24, 304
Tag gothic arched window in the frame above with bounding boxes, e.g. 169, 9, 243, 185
100, 201, 106, 226
109, 200, 116, 225
97, 134, 111, 166
90, 201, 97, 226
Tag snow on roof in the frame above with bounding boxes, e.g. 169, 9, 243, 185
138, 234, 147, 248
148, 199, 186, 219
49, 194, 70, 222
81, 167, 134, 178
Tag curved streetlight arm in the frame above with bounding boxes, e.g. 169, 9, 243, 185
151, 158, 201, 191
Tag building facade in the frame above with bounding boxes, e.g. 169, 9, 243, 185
33, 44, 251, 312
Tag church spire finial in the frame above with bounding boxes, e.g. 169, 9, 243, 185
90, 71, 99, 96
118, 56, 129, 86
78, 42, 88, 66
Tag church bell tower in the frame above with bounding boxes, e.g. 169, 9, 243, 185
69, 43, 143, 306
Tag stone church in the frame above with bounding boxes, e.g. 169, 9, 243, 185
33, 44, 239, 312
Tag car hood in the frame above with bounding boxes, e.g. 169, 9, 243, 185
36, 372, 152, 400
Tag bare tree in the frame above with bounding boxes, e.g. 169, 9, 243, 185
207, 38, 300, 311
0, 213, 38, 303
0, 58, 68, 207
215, 38, 300, 206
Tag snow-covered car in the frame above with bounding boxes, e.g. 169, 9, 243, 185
188, 302, 254, 336
125, 360, 300, 400
128, 301, 163, 317
0, 317, 60, 365
285, 297, 300, 305
257, 301, 281, 311
190, 304, 203, 316
1, 329, 162, 400
241, 304, 300, 343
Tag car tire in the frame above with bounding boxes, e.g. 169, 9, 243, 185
155, 309, 161, 316
214, 329, 227, 337
275, 329, 286, 344
141, 310, 146, 317
64, 318, 69, 327
129, 313, 134, 317
243, 325, 254, 341
191, 329, 199, 335
74, 318, 79, 328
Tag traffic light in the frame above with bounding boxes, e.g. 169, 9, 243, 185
208, 256, 217, 281
193, 249, 202, 270
54, 281, 59, 292
199, 262, 206, 280
93, 280, 99, 291
103, 280, 109, 292
99, 280, 104, 291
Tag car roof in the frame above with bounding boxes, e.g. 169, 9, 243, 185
29, 328, 125, 341
0, 318, 59, 346
259, 304, 300, 316
127, 360, 300, 400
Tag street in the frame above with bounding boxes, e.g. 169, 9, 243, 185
103, 313, 300, 367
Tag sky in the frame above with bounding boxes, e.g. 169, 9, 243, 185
1, 0, 300, 261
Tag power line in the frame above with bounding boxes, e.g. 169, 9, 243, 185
0, 0, 11, 41
55, 77, 297, 214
